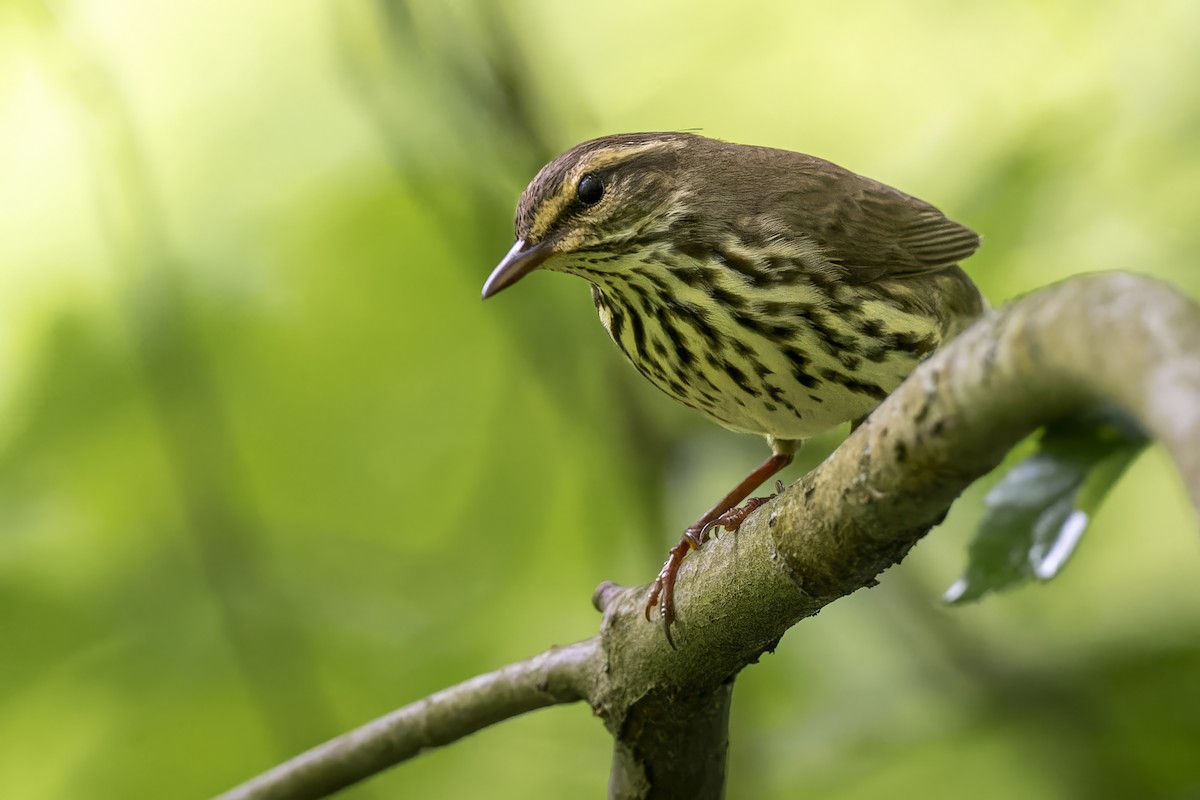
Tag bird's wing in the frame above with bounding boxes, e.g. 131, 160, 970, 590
766, 155, 981, 284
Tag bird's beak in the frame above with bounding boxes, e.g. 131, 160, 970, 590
481, 239, 553, 299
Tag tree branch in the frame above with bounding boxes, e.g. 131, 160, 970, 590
216, 640, 598, 800
219, 272, 1200, 799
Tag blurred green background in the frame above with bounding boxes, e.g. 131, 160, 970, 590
3, 1, 1199, 798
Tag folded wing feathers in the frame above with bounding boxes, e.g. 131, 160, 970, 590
899, 210, 981, 269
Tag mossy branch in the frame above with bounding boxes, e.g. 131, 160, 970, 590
219, 272, 1200, 800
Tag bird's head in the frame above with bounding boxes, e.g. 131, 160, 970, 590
482, 132, 700, 299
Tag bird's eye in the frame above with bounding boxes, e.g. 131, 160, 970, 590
576, 173, 604, 206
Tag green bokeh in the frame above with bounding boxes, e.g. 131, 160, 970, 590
2, 2, 1198, 798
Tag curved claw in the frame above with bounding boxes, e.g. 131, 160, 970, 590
659, 583, 676, 649
644, 584, 659, 621
699, 517, 724, 540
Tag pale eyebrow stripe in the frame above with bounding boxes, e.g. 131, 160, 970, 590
528, 140, 679, 240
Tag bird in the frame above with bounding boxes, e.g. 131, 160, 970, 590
482, 132, 985, 646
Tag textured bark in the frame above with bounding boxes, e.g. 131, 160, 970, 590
220, 273, 1200, 800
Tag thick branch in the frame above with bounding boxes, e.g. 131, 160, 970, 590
593, 272, 1200, 795
219, 273, 1200, 800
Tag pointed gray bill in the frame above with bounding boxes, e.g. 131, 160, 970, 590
481, 239, 553, 299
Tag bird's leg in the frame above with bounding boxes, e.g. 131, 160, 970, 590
645, 451, 794, 647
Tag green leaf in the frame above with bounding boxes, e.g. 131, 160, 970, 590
944, 408, 1150, 604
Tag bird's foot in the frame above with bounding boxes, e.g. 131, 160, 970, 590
644, 536, 695, 649
643, 480, 785, 648
699, 480, 785, 538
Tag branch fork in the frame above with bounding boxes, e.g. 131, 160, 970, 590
220, 273, 1200, 800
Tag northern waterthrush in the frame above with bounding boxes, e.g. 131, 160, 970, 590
483, 132, 985, 645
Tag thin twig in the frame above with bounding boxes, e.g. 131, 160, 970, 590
218, 639, 599, 800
